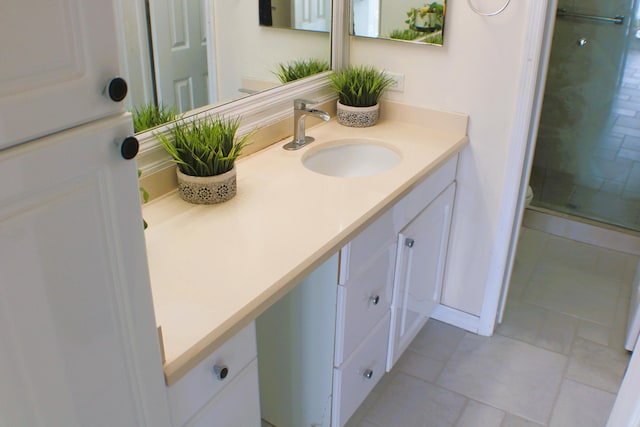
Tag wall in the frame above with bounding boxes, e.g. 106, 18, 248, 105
351, 0, 542, 318
380, 0, 416, 37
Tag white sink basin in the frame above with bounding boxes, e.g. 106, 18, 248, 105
302, 138, 401, 177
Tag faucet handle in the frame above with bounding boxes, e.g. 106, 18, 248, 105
294, 98, 320, 109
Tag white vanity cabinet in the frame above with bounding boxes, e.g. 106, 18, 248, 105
332, 155, 458, 426
166, 322, 261, 427
1, 0, 127, 149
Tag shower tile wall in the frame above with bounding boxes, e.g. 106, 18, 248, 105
531, 0, 640, 230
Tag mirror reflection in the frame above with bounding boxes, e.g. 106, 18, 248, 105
118, 0, 332, 133
259, 0, 332, 32
352, 0, 445, 45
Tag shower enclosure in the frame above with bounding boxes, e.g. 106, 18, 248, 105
530, 0, 640, 231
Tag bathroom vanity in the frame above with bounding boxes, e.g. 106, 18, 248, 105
142, 109, 468, 426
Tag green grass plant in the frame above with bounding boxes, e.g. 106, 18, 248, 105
389, 28, 422, 41
157, 115, 252, 177
132, 103, 178, 133
329, 65, 395, 107
273, 58, 330, 83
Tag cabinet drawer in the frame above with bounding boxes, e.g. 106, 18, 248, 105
332, 313, 390, 427
167, 322, 258, 427
335, 242, 396, 365
185, 359, 261, 427
339, 207, 395, 284
393, 154, 458, 227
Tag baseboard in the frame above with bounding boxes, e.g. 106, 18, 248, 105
431, 304, 481, 334
523, 207, 640, 256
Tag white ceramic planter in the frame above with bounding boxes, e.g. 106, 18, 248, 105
176, 167, 237, 204
336, 102, 380, 128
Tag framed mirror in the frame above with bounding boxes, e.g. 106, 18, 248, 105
117, 0, 332, 133
352, 0, 446, 45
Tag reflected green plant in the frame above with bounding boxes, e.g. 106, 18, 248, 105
274, 59, 330, 83
132, 103, 178, 133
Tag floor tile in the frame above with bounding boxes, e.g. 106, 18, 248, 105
534, 310, 578, 355
496, 301, 546, 344
548, 379, 616, 427
523, 262, 619, 326
501, 414, 545, 427
365, 373, 466, 427
396, 349, 445, 383
454, 400, 504, 427
409, 319, 466, 362
436, 334, 566, 424
577, 320, 611, 347
566, 337, 630, 393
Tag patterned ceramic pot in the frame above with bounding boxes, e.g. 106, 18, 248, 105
336, 101, 380, 128
176, 167, 236, 204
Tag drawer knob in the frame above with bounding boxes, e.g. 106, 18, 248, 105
105, 77, 128, 102
363, 369, 374, 379
213, 364, 229, 381
369, 295, 380, 306
405, 238, 415, 248
116, 136, 139, 160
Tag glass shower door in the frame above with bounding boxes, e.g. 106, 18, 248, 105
530, 0, 640, 231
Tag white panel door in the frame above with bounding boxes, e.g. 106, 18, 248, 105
0, 0, 126, 149
149, 0, 211, 113
0, 114, 171, 427
387, 183, 455, 370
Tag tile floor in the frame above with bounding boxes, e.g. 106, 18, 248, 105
345, 227, 637, 427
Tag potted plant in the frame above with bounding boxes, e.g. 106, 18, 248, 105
157, 115, 252, 204
329, 65, 395, 127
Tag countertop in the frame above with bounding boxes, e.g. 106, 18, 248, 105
142, 103, 469, 385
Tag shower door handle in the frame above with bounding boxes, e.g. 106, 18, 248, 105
557, 8, 625, 25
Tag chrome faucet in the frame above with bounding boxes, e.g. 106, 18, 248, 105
283, 99, 330, 150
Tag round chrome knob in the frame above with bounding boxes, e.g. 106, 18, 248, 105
405, 238, 415, 248
577, 38, 588, 47
363, 369, 374, 379
213, 364, 229, 380
369, 295, 380, 306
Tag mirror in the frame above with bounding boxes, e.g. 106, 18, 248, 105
352, 0, 446, 45
118, 0, 332, 133
259, 0, 331, 32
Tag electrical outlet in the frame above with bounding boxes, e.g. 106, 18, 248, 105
385, 72, 405, 92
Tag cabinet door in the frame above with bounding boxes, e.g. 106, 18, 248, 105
0, 114, 170, 427
0, 0, 125, 149
387, 183, 456, 370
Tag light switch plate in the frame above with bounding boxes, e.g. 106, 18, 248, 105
385, 72, 405, 92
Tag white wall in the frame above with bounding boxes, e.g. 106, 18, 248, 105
214, 0, 331, 101
350, 0, 543, 318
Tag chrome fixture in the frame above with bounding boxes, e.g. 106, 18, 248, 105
557, 8, 624, 25
283, 99, 330, 150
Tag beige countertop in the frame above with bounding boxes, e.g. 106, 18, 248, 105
142, 103, 469, 385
